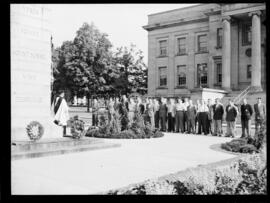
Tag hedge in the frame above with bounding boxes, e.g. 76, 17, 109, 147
105, 152, 266, 195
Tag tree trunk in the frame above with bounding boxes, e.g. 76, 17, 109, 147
125, 66, 128, 96
87, 93, 90, 112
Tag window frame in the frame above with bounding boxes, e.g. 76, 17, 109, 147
176, 65, 187, 87
247, 64, 252, 79
197, 63, 208, 87
177, 37, 186, 55
242, 23, 252, 46
159, 40, 168, 57
159, 66, 167, 87
216, 63, 222, 85
198, 34, 207, 53
216, 28, 222, 49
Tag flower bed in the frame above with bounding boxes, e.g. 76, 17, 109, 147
85, 110, 164, 139
221, 121, 266, 154
105, 152, 266, 195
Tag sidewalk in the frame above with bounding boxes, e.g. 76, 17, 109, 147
12, 133, 236, 194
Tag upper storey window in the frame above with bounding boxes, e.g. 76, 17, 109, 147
159, 40, 168, 56
217, 28, 222, 48
177, 37, 186, 55
242, 23, 252, 46
198, 34, 207, 52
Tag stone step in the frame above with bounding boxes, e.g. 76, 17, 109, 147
11, 137, 104, 152
12, 140, 121, 160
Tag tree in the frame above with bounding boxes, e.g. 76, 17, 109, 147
112, 44, 148, 96
52, 22, 115, 110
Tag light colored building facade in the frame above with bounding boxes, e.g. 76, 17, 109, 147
143, 3, 266, 97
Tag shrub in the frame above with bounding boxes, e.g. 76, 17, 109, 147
221, 120, 266, 154
153, 131, 164, 138
122, 185, 146, 195
143, 180, 176, 194
116, 130, 137, 139
88, 106, 164, 139
106, 153, 266, 195
85, 127, 100, 137
69, 116, 85, 139
239, 144, 258, 154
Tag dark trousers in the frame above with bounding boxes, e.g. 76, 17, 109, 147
154, 111, 159, 129
92, 114, 98, 126
206, 118, 212, 134
63, 126, 66, 136
183, 111, 188, 132
241, 119, 251, 138
175, 111, 184, 133
195, 115, 198, 132
201, 112, 208, 135
198, 112, 208, 135
160, 115, 166, 131
187, 118, 195, 134
167, 113, 175, 132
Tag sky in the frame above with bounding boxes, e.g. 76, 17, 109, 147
48, 4, 199, 63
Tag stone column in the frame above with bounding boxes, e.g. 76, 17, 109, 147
249, 11, 262, 91
11, 5, 62, 141
221, 16, 231, 92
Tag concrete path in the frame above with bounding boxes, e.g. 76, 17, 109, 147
11, 133, 236, 194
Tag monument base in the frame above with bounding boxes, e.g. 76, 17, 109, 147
12, 119, 63, 142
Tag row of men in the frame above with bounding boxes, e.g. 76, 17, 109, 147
91, 96, 266, 138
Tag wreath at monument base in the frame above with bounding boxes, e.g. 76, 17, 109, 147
69, 116, 85, 139
26, 121, 44, 141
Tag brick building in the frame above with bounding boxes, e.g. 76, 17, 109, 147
143, 3, 266, 98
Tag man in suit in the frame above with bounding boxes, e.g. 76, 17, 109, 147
254, 97, 266, 134
186, 99, 196, 134
213, 98, 224, 137
159, 97, 168, 132
207, 99, 214, 135
153, 98, 160, 129
225, 99, 238, 138
240, 98, 253, 138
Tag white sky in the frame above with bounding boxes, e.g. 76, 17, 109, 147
48, 4, 199, 63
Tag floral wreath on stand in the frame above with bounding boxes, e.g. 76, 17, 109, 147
26, 121, 44, 141
69, 115, 85, 139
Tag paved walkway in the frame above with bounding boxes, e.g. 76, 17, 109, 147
11, 133, 236, 194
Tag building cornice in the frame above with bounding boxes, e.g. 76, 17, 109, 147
143, 16, 209, 31
204, 9, 221, 16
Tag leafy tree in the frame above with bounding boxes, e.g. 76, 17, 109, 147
112, 44, 147, 96
52, 22, 115, 110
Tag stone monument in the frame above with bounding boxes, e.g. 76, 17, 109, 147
11, 4, 62, 141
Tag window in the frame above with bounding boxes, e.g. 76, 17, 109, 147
216, 63, 222, 84
159, 66, 167, 86
197, 63, 208, 87
159, 40, 167, 56
177, 37, 186, 55
242, 23, 251, 46
247, 65, 252, 79
198, 35, 207, 52
217, 28, 222, 48
177, 65, 186, 86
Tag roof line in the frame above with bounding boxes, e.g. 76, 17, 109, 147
148, 4, 203, 16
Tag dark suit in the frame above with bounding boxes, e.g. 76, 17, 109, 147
240, 103, 253, 138
186, 105, 196, 133
159, 104, 167, 132
254, 103, 266, 133
213, 104, 224, 136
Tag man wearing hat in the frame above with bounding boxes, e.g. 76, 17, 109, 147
254, 97, 266, 134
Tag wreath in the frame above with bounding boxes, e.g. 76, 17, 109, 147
70, 116, 85, 139
26, 121, 44, 141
